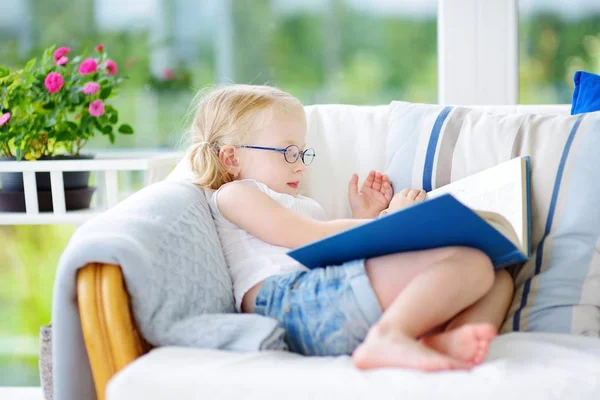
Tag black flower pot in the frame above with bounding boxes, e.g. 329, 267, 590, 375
0, 154, 96, 212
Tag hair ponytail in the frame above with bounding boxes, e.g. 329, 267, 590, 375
189, 141, 231, 190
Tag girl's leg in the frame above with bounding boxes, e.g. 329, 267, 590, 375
421, 270, 514, 361
445, 269, 514, 329
352, 246, 495, 371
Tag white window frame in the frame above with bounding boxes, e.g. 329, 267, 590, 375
438, 0, 518, 105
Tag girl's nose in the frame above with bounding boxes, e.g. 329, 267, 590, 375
293, 159, 306, 173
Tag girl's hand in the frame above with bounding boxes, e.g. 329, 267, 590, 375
386, 189, 427, 213
348, 171, 393, 219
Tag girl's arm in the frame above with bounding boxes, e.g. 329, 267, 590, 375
216, 183, 370, 249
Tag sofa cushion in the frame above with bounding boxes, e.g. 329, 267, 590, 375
107, 332, 600, 400
385, 101, 600, 336
571, 70, 600, 115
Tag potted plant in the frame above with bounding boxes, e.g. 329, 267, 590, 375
0, 44, 134, 212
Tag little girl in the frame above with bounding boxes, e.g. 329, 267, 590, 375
189, 84, 514, 371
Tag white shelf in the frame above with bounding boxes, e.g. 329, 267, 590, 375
0, 388, 43, 400
0, 150, 184, 225
0, 209, 104, 225
0, 152, 181, 172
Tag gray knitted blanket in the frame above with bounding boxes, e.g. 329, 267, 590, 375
51, 180, 286, 400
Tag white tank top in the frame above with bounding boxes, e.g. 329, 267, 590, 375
209, 179, 328, 311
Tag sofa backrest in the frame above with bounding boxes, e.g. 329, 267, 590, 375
168, 103, 571, 220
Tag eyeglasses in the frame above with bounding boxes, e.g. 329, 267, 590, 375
238, 145, 316, 166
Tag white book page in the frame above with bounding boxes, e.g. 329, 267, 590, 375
426, 157, 526, 249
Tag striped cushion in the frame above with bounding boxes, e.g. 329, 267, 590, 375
385, 101, 600, 336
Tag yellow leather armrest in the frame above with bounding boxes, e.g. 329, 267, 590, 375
77, 263, 152, 400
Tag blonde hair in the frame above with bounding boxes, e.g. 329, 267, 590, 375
187, 84, 304, 190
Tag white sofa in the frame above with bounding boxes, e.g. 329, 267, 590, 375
102, 103, 600, 400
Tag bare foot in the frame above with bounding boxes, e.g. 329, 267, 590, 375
352, 326, 469, 371
420, 323, 497, 366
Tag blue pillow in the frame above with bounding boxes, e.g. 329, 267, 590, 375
571, 70, 600, 115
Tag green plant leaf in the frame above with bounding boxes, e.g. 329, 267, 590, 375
93, 118, 103, 131
118, 124, 133, 134
0, 66, 10, 78
105, 105, 118, 120
99, 87, 112, 99
109, 112, 118, 124
43, 46, 54, 59
70, 92, 81, 105
15, 147, 23, 161
42, 101, 55, 110
102, 125, 113, 134
24, 58, 37, 73
108, 131, 115, 143
54, 129, 70, 142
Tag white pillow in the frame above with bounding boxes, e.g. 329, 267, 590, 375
302, 105, 390, 219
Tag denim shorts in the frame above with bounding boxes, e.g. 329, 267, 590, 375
254, 259, 383, 356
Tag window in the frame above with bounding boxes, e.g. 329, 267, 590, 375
0, 0, 437, 386
1, 0, 438, 148
519, 0, 600, 104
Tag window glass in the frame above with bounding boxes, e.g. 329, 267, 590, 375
0, 0, 437, 386
519, 0, 600, 104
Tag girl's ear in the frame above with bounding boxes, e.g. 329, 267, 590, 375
218, 145, 240, 175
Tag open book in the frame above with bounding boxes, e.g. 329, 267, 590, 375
287, 157, 531, 269
426, 156, 531, 257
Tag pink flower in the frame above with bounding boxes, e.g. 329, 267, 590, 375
0, 112, 10, 126
163, 68, 175, 80
95, 44, 104, 53
53, 47, 70, 62
82, 82, 101, 95
89, 99, 105, 117
79, 58, 98, 75
44, 72, 64, 94
104, 59, 118, 76
57, 56, 69, 66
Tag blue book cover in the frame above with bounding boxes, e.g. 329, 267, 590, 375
287, 193, 529, 270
